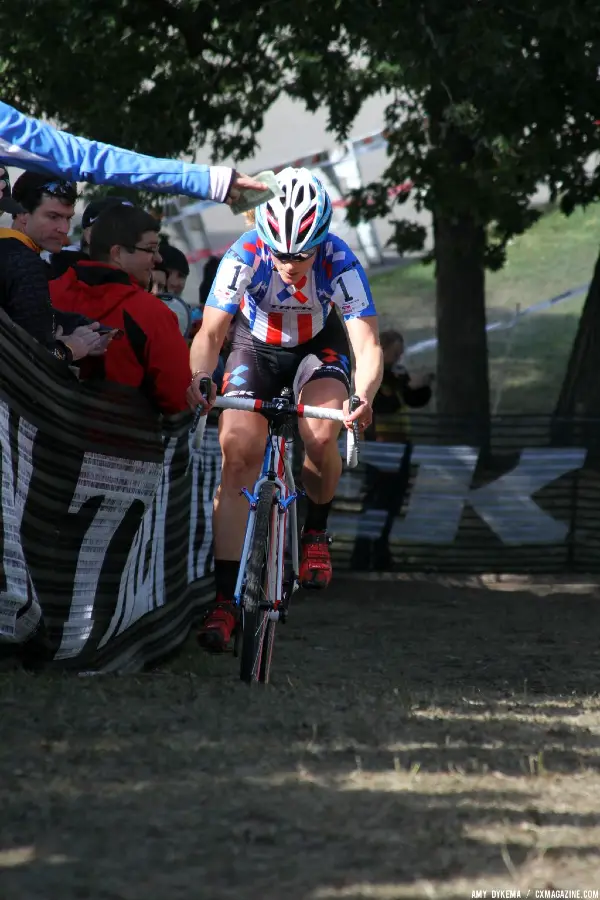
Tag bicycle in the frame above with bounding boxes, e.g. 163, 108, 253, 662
191, 381, 360, 684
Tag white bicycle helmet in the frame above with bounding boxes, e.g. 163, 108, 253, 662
255, 166, 333, 254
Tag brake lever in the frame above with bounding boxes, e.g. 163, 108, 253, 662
349, 394, 362, 438
346, 394, 362, 468
189, 376, 214, 434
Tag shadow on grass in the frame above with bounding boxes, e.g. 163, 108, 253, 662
488, 310, 582, 414
398, 308, 583, 415
2, 578, 600, 897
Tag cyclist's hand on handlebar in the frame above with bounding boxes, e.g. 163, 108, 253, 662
187, 372, 216, 414
343, 396, 373, 431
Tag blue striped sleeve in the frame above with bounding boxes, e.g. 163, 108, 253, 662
0, 100, 232, 200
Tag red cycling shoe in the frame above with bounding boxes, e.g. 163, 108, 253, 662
299, 529, 332, 589
197, 595, 237, 652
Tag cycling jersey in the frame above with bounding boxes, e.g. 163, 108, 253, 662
205, 230, 376, 348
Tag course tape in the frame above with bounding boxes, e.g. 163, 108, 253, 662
164, 127, 393, 229
404, 283, 590, 358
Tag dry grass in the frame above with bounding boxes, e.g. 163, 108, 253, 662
2, 577, 600, 898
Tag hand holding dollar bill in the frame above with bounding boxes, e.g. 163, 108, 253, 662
230, 170, 282, 215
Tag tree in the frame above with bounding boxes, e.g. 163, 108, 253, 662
554, 258, 600, 420
287, 0, 600, 427
0, 0, 282, 160
3, 1, 600, 426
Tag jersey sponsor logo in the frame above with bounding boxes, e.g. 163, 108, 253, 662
313, 363, 350, 384
341, 298, 368, 315
338, 259, 361, 274
275, 274, 311, 308
320, 348, 350, 374
222, 364, 249, 392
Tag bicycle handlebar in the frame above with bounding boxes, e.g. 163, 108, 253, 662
211, 395, 344, 419
191, 391, 360, 468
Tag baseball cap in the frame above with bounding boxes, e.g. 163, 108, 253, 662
0, 167, 25, 215
82, 196, 134, 230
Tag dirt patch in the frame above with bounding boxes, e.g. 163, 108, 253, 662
2, 576, 600, 899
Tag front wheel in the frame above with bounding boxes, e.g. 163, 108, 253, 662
239, 480, 279, 684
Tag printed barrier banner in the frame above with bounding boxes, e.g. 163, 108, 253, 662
0, 310, 216, 673
331, 418, 600, 575
2, 306, 600, 673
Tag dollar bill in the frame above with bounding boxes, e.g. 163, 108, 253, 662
230, 170, 282, 215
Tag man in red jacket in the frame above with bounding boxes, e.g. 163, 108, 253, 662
50, 204, 191, 414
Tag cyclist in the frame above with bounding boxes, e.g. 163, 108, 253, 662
188, 167, 383, 652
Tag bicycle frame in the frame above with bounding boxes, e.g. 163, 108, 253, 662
190, 387, 360, 679
233, 429, 299, 619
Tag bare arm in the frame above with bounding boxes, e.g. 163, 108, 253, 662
345, 315, 384, 405
189, 306, 232, 377
187, 306, 232, 409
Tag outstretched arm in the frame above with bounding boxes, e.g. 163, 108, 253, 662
0, 100, 266, 203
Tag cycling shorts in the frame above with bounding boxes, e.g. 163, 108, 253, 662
221, 310, 351, 401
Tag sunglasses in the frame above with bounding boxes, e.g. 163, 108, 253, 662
271, 247, 318, 263
41, 180, 77, 199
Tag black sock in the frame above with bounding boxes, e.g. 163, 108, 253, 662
304, 499, 332, 532
214, 559, 239, 601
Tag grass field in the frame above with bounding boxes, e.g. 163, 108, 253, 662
370, 203, 600, 413
2, 577, 600, 899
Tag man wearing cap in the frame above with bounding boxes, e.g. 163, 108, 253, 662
48, 195, 133, 278
0, 168, 108, 363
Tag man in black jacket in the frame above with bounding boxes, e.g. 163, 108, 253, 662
0, 169, 106, 363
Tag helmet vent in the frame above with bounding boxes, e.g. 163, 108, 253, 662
285, 207, 295, 249
312, 218, 330, 242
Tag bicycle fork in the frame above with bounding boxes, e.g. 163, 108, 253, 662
234, 438, 302, 621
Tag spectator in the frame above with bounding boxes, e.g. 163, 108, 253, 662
352, 329, 433, 572
366, 330, 433, 442
0, 168, 108, 364
0, 167, 23, 219
158, 240, 190, 296
48, 196, 133, 278
150, 264, 168, 295
49, 204, 192, 414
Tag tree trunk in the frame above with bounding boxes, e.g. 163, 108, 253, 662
555, 250, 600, 419
435, 212, 490, 446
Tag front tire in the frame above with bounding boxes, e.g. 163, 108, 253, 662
240, 481, 278, 684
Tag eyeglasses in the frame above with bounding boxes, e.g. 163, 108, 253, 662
270, 247, 318, 263
41, 180, 77, 199
126, 245, 161, 255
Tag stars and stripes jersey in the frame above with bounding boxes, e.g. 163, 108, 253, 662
205, 230, 376, 347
